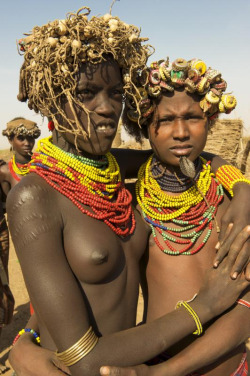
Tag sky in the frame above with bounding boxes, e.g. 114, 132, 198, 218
0, 0, 249, 149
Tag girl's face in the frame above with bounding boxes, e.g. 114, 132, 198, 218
9, 135, 35, 159
147, 90, 208, 170
58, 58, 124, 157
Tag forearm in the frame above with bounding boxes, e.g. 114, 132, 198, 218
157, 304, 250, 376
69, 298, 213, 375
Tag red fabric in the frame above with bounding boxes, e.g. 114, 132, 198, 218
30, 302, 34, 315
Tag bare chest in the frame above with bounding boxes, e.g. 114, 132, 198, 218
144, 194, 230, 319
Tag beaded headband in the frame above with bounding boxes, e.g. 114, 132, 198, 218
126, 57, 237, 126
2, 118, 41, 139
17, 6, 153, 140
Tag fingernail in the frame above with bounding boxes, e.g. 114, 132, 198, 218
232, 272, 238, 279
100, 367, 110, 375
214, 261, 219, 268
215, 242, 220, 250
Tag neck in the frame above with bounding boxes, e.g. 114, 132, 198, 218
14, 153, 31, 164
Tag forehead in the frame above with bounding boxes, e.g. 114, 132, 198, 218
77, 59, 122, 87
157, 90, 203, 114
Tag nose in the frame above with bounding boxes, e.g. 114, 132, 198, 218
95, 93, 115, 117
172, 118, 190, 140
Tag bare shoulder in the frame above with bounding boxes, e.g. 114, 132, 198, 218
7, 174, 62, 250
201, 151, 228, 172
0, 163, 10, 181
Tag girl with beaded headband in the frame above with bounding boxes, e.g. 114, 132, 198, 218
101, 58, 250, 376
8, 4, 250, 374
0, 117, 41, 192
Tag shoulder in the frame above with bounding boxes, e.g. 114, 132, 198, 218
7, 173, 63, 250
7, 173, 60, 224
201, 151, 227, 172
0, 162, 10, 180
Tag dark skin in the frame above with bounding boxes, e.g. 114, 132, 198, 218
102, 90, 250, 376
0, 134, 35, 195
7, 60, 250, 376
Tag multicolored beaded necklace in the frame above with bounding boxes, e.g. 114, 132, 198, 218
29, 137, 135, 237
136, 154, 223, 255
150, 155, 202, 193
9, 155, 30, 182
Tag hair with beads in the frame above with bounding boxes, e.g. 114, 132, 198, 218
17, 6, 153, 143
2, 117, 41, 139
123, 57, 237, 141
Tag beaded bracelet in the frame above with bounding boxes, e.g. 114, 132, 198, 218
12, 328, 40, 346
237, 299, 250, 309
215, 165, 250, 197
175, 297, 203, 336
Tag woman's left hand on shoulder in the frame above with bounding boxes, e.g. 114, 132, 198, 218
213, 183, 250, 281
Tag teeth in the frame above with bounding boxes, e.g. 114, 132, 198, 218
97, 124, 113, 130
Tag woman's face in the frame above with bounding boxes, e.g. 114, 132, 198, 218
9, 135, 35, 159
58, 58, 124, 156
147, 90, 208, 170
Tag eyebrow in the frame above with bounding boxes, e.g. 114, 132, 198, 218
77, 82, 123, 91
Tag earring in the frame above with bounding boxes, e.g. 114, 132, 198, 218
10, 146, 13, 152
48, 121, 55, 131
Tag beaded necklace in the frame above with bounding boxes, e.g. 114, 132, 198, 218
136, 155, 223, 255
150, 155, 202, 193
9, 155, 30, 182
29, 137, 135, 237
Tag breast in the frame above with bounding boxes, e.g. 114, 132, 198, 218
61, 201, 149, 286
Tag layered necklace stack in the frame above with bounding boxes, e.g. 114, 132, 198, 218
136, 155, 223, 255
9, 155, 30, 181
29, 137, 135, 237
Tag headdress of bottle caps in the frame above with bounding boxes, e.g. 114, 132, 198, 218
126, 57, 237, 126
17, 6, 153, 144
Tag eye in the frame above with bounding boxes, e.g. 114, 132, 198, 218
111, 88, 124, 98
17, 135, 25, 141
185, 114, 204, 121
76, 88, 95, 100
158, 117, 174, 124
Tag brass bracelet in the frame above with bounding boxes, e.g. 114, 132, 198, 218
56, 326, 99, 366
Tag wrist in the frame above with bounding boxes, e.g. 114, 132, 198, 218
189, 295, 214, 324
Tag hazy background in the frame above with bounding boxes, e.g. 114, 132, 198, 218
0, 0, 249, 149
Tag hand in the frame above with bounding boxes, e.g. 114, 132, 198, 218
213, 183, 250, 280
9, 334, 71, 376
197, 255, 250, 318
100, 364, 150, 376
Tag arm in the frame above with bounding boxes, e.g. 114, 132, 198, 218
153, 288, 250, 376
9, 314, 71, 376
100, 288, 250, 376
202, 153, 250, 279
9, 237, 249, 376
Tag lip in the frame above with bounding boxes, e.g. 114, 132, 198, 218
94, 121, 117, 137
170, 145, 193, 156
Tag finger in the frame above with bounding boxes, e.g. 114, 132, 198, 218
216, 220, 233, 250
100, 366, 126, 376
245, 263, 250, 281
230, 243, 249, 279
214, 224, 249, 268
214, 223, 233, 267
